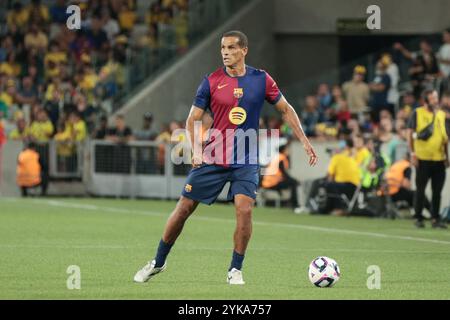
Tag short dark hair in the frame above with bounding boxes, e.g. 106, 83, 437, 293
345, 138, 354, 149
421, 89, 437, 104
222, 30, 248, 48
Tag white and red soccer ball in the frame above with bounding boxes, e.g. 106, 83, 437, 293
308, 256, 341, 288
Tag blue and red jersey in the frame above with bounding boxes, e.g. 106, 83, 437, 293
193, 65, 282, 167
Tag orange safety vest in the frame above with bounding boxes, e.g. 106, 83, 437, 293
261, 153, 289, 188
16, 149, 41, 187
385, 159, 410, 195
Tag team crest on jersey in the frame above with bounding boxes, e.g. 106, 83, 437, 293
229, 106, 247, 125
233, 88, 244, 99
184, 184, 192, 193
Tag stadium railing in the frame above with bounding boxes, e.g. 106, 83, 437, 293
87, 139, 194, 199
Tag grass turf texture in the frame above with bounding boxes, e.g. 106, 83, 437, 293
1, 197, 450, 299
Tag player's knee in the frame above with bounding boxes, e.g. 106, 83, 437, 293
176, 198, 197, 220
236, 204, 252, 217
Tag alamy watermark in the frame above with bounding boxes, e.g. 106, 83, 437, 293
66, 265, 81, 290
366, 265, 381, 290
170, 121, 281, 175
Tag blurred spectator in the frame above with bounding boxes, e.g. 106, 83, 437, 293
441, 91, 450, 136
394, 40, 440, 98
118, 2, 137, 34
326, 139, 360, 215
342, 65, 370, 117
353, 134, 371, 166
16, 76, 37, 105
29, 108, 54, 142
7, 2, 29, 31
316, 83, 333, 120
0, 79, 17, 108
101, 9, 120, 43
301, 95, 322, 137
9, 117, 29, 141
86, 17, 109, 51
398, 91, 419, 119
437, 29, 450, 81
135, 112, 158, 141
360, 139, 390, 192
369, 59, 392, 122
24, 23, 48, 53
106, 114, 133, 143
25, 0, 50, 25
50, 0, 69, 24
92, 115, 108, 139
381, 53, 400, 109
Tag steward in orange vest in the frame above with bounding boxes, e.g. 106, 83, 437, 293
261, 144, 301, 211
385, 156, 431, 213
16, 142, 42, 196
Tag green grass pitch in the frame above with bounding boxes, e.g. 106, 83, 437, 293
1, 197, 450, 299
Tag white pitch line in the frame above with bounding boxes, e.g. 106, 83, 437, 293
6, 198, 450, 246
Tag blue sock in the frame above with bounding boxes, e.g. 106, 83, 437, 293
229, 250, 245, 271
154, 239, 173, 268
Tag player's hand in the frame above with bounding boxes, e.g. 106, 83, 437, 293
191, 153, 203, 168
304, 142, 318, 166
445, 158, 450, 169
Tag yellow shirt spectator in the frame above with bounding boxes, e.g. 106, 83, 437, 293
73, 120, 87, 141
0, 92, 14, 107
355, 147, 371, 166
29, 120, 54, 142
9, 127, 29, 140
118, 9, 137, 31
328, 150, 360, 186
25, 31, 49, 51
7, 7, 29, 29
44, 51, 67, 66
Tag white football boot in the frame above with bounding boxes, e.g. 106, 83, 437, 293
227, 268, 245, 285
133, 260, 166, 283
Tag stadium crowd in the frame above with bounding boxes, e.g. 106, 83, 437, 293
0, 0, 190, 147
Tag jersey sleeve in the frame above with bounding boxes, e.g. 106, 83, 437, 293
193, 76, 211, 110
265, 72, 282, 105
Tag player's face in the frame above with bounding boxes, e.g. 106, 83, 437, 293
221, 37, 247, 68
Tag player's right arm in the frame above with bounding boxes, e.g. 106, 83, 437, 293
186, 105, 205, 167
188, 75, 211, 167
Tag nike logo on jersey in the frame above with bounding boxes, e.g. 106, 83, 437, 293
218, 83, 229, 89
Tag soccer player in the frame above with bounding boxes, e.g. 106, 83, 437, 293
134, 30, 318, 285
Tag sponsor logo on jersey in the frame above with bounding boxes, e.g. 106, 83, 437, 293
229, 107, 247, 125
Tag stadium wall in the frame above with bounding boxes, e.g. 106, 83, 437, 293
275, 0, 450, 34
117, 0, 277, 130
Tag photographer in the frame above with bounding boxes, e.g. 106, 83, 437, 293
407, 89, 449, 229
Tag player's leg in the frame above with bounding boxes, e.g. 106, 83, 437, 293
226, 166, 259, 284
134, 196, 199, 283
134, 164, 230, 283
231, 193, 254, 264
155, 196, 199, 267
227, 193, 254, 285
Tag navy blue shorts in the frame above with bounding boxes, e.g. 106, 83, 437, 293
181, 164, 259, 205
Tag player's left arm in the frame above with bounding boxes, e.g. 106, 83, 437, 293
274, 96, 318, 166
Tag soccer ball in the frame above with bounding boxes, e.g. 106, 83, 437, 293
308, 256, 341, 288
